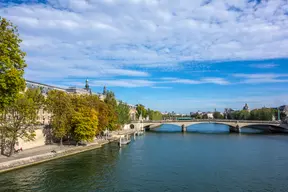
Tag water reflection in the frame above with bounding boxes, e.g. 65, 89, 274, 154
0, 143, 121, 192
1, 126, 288, 192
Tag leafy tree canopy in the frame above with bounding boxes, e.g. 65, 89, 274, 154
0, 17, 26, 109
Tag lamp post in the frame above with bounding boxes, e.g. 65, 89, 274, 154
278, 108, 281, 121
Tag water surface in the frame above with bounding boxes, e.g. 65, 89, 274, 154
1, 124, 288, 192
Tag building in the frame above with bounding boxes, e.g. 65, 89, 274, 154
243, 103, 250, 112
279, 105, 288, 115
26, 79, 138, 125
206, 112, 214, 119
128, 104, 137, 121
26, 80, 66, 93
26, 80, 68, 125
26, 79, 95, 125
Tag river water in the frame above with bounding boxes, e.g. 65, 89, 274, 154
1, 124, 288, 192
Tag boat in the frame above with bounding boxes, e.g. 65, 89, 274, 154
119, 135, 131, 147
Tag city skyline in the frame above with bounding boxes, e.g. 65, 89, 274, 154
1, 0, 288, 113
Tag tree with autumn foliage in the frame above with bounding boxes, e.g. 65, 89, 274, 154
46, 90, 74, 145
71, 107, 98, 145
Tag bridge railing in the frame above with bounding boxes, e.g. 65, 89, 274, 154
131, 119, 281, 124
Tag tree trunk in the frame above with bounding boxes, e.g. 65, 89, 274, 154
0, 132, 5, 155
8, 138, 16, 157
60, 137, 63, 146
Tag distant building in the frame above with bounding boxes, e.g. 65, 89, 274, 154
243, 103, 250, 112
279, 105, 288, 115
128, 104, 137, 121
25, 80, 67, 125
65, 86, 91, 95
25, 80, 66, 94
207, 112, 214, 119
224, 108, 235, 119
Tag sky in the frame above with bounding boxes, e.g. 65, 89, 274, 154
1, 0, 288, 113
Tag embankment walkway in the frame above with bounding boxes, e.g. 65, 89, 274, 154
0, 129, 136, 173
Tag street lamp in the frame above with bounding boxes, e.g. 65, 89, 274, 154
278, 108, 281, 121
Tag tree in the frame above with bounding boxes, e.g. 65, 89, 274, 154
152, 111, 163, 120
0, 17, 27, 154
116, 101, 130, 126
0, 17, 27, 109
0, 88, 44, 156
46, 90, 73, 145
71, 108, 98, 145
238, 110, 250, 120
213, 112, 224, 119
84, 94, 109, 132
202, 114, 208, 119
280, 112, 287, 121
249, 108, 275, 121
136, 104, 147, 120
104, 90, 117, 107
147, 108, 153, 120
104, 90, 119, 131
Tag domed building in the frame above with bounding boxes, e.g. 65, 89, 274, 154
243, 103, 250, 112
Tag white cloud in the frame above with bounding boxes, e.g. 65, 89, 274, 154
1, 0, 288, 81
233, 73, 288, 84
160, 77, 230, 85
85, 77, 230, 87
250, 64, 279, 69
90, 79, 155, 88
142, 94, 288, 113
233, 73, 288, 79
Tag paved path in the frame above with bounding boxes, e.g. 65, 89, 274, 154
0, 139, 109, 164
0, 129, 135, 165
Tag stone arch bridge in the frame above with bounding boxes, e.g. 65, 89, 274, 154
131, 120, 288, 133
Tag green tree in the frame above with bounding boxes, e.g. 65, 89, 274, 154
0, 17, 27, 109
280, 112, 287, 121
152, 111, 163, 120
104, 90, 117, 107
202, 114, 208, 119
213, 112, 224, 119
238, 110, 250, 120
46, 90, 73, 145
104, 90, 119, 131
0, 17, 27, 154
116, 101, 130, 126
0, 88, 44, 156
71, 108, 98, 145
136, 104, 147, 120
250, 108, 275, 121
147, 108, 153, 120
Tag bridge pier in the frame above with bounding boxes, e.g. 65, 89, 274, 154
229, 125, 240, 133
181, 124, 187, 132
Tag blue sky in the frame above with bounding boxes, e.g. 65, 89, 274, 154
1, 0, 288, 113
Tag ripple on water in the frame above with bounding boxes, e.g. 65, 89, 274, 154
1, 124, 288, 192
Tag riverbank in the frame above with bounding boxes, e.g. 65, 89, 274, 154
0, 129, 136, 173
0, 139, 109, 173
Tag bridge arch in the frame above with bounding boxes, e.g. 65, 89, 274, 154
143, 122, 238, 130
184, 121, 237, 128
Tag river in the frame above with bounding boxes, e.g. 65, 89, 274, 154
1, 124, 288, 192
